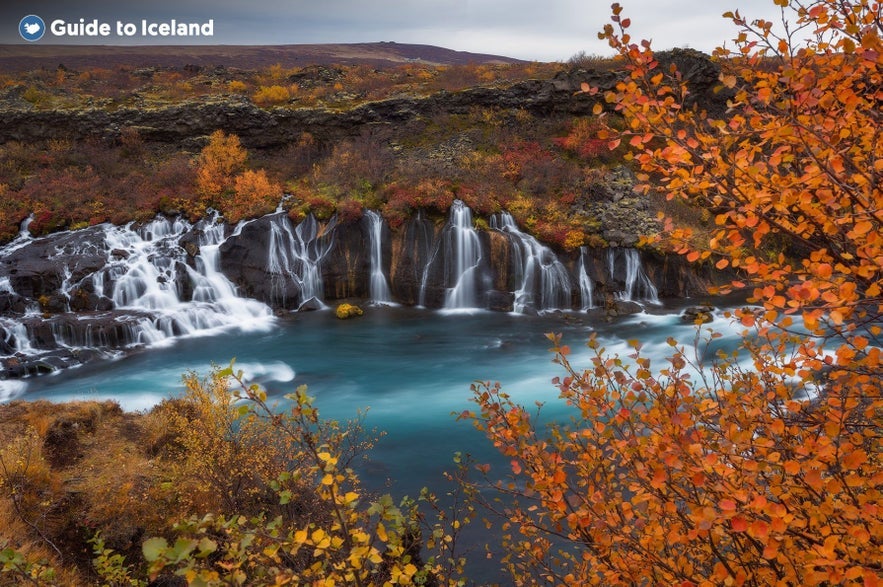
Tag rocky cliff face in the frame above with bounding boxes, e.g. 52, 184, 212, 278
0, 204, 728, 381
0, 49, 727, 149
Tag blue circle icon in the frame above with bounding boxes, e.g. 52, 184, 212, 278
19, 15, 46, 42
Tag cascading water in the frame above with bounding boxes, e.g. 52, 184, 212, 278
1, 215, 275, 362
445, 201, 483, 308
1, 215, 36, 256
364, 210, 393, 304
98, 215, 274, 346
421, 200, 484, 309
490, 212, 572, 313
266, 214, 336, 310
606, 248, 660, 304
578, 246, 594, 310
19, 215, 33, 238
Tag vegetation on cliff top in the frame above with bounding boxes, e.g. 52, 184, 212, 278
0, 54, 661, 250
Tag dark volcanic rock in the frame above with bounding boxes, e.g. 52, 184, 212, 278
218, 214, 279, 303
321, 217, 370, 300
0, 68, 613, 149
682, 305, 715, 324
654, 48, 733, 117
486, 289, 515, 312
1, 227, 108, 300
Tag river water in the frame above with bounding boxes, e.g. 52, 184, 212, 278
6, 300, 751, 581
18, 304, 743, 495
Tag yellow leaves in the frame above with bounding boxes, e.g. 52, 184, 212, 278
376, 522, 388, 543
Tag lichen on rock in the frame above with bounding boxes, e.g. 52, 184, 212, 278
335, 303, 364, 319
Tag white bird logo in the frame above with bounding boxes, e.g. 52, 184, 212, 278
24, 22, 41, 35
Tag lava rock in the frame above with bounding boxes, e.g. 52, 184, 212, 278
682, 305, 715, 324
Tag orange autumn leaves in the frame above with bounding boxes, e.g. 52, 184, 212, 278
195, 130, 282, 223
598, 1, 882, 340
467, 1, 881, 585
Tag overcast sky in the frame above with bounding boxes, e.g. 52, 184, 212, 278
4, 1, 783, 61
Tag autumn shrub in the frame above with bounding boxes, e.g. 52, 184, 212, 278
553, 117, 609, 162
227, 80, 247, 93
252, 84, 290, 106
140, 365, 471, 586
465, 2, 883, 585
311, 131, 396, 190
221, 169, 282, 223
455, 184, 500, 216
336, 198, 364, 224
195, 130, 247, 203
290, 188, 338, 221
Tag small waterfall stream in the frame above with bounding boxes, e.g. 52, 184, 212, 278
420, 200, 484, 309
490, 212, 572, 313
267, 214, 336, 309
364, 211, 393, 304
607, 248, 660, 304
578, 246, 594, 310
101, 216, 274, 345
444, 201, 483, 309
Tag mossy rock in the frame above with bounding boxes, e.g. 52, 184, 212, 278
336, 303, 364, 319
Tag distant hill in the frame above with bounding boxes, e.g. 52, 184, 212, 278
0, 42, 525, 71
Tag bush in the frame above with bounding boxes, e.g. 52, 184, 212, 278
252, 85, 290, 106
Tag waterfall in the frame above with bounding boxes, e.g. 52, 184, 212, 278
0, 214, 274, 380
266, 214, 336, 310
19, 214, 33, 238
490, 212, 572, 313
445, 201, 483, 308
578, 247, 594, 310
606, 248, 660, 304
420, 200, 484, 310
108, 219, 191, 312
1, 215, 36, 256
364, 211, 393, 304
0, 316, 34, 355
98, 216, 274, 345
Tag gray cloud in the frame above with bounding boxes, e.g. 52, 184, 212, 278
2, 0, 784, 61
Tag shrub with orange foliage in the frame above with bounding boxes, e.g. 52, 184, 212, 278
195, 130, 247, 204
223, 169, 282, 224
466, 2, 882, 585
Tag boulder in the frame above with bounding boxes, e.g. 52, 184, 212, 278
682, 305, 715, 324
336, 303, 364, 319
